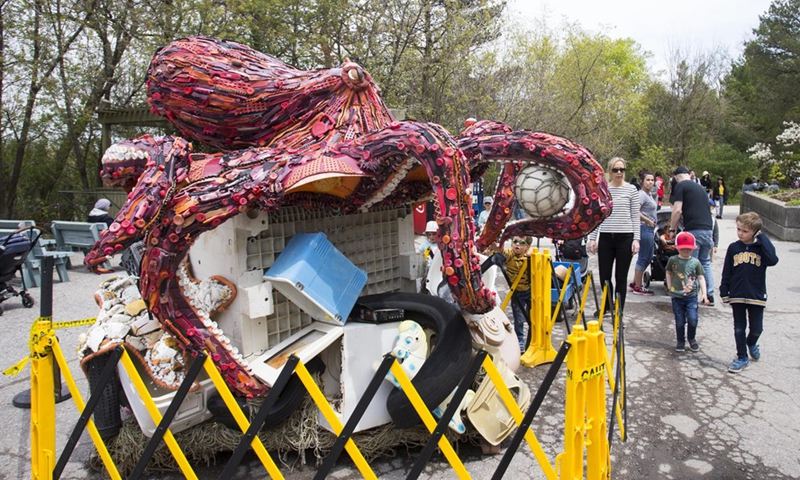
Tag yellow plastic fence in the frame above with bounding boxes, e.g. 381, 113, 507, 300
11, 298, 626, 479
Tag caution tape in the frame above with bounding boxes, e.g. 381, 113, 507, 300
2, 316, 97, 376
52, 317, 97, 330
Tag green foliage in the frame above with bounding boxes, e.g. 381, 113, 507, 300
687, 143, 756, 200
494, 21, 650, 160
627, 144, 673, 180
724, 0, 800, 144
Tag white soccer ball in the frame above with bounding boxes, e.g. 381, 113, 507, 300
514, 166, 571, 219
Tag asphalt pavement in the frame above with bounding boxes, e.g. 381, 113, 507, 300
0, 207, 798, 479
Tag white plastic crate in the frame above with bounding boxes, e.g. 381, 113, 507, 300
188, 206, 419, 359
117, 355, 217, 438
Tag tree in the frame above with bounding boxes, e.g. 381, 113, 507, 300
492, 21, 651, 160
641, 48, 728, 169
725, 0, 800, 146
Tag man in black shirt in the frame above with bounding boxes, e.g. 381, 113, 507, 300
669, 166, 716, 306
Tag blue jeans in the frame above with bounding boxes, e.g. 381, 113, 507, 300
511, 290, 531, 348
732, 303, 764, 360
672, 296, 698, 345
635, 224, 655, 271
687, 229, 714, 298
715, 197, 724, 217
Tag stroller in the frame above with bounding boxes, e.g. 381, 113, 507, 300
0, 226, 39, 315
644, 207, 678, 288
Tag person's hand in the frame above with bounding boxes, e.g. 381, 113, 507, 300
700, 294, 709, 305
632, 239, 640, 255
588, 240, 597, 255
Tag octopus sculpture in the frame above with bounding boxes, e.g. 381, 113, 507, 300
85, 36, 611, 398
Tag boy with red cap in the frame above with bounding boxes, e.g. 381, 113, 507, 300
665, 232, 710, 352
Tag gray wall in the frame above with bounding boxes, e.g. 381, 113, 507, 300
740, 192, 800, 242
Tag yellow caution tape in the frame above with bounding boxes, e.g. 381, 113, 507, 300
52, 317, 97, 330
567, 361, 606, 383
2, 316, 97, 376
3, 356, 30, 376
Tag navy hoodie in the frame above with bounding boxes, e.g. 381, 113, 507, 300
719, 233, 779, 306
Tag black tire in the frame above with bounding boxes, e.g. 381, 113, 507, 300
22, 293, 34, 308
355, 292, 473, 429
643, 271, 651, 289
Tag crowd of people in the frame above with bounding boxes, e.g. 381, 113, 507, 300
423, 160, 780, 375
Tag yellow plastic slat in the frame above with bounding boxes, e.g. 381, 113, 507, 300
118, 350, 197, 480
201, 357, 284, 479
51, 340, 122, 480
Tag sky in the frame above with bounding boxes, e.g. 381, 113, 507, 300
507, 0, 774, 74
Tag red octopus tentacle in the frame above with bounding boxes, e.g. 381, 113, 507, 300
84, 136, 193, 271
338, 122, 495, 315
458, 120, 611, 249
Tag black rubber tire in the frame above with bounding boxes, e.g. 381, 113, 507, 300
643, 271, 651, 289
22, 293, 34, 308
355, 292, 474, 429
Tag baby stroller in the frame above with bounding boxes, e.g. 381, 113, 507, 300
644, 207, 678, 288
553, 236, 599, 315
0, 226, 39, 315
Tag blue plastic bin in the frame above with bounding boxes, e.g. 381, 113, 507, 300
265, 233, 367, 325
551, 261, 581, 304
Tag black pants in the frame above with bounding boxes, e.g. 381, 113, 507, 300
597, 232, 634, 313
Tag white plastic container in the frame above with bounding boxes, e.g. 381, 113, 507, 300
117, 355, 217, 438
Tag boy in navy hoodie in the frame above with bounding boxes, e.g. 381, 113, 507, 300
720, 212, 779, 373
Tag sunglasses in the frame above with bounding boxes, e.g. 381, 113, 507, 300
512, 239, 529, 245
611, 168, 626, 173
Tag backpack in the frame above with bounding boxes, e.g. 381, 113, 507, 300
560, 238, 586, 260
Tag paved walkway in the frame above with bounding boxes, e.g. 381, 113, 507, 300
0, 207, 798, 478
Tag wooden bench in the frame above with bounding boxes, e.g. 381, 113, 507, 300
50, 221, 111, 270
0, 225, 72, 286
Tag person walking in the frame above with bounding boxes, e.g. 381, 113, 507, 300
477, 196, 493, 235
720, 212, 779, 373
669, 166, 716, 307
630, 171, 657, 295
700, 171, 712, 193
712, 177, 726, 219
588, 157, 640, 315
665, 232, 710, 352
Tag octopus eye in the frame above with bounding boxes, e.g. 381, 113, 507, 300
347, 67, 364, 84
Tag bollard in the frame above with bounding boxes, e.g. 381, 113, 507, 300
585, 321, 609, 480
13, 256, 71, 409
557, 324, 587, 480
521, 249, 557, 367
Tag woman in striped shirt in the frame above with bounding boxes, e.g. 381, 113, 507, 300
588, 157, 640, 316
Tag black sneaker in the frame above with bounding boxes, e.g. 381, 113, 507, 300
675, 343, 685, 352
689, 341, 700, 352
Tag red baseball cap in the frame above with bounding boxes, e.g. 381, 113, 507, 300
675, 232, 697, 250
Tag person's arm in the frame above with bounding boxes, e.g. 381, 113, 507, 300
756, 232, 780, 267
631, 187, 641, 241
697, 269, 709, 304
669, 200, 683, 237
665, 258, 673, 292
719, 249, 734, 303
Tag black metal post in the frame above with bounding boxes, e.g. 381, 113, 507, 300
13, 256, 71, 408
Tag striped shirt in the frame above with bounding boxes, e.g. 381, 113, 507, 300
589, 183, 640, 241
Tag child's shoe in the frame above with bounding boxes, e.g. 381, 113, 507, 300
689, 340, 700, 352
748, 344, 761, 361
675, 343, 685, 352
728, 357, 750, 373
